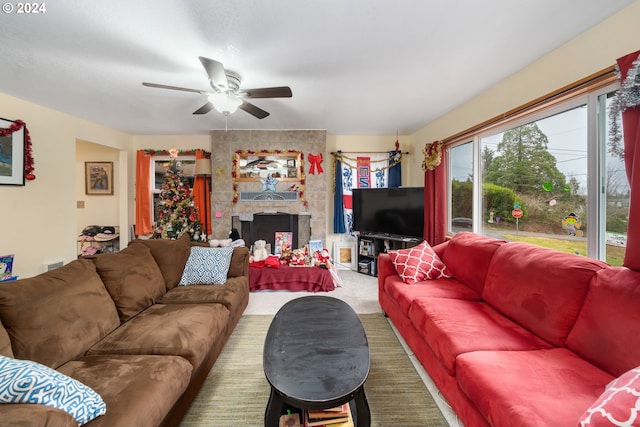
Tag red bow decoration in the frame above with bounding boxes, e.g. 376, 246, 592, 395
0, 119, 35, 180
307, 153, 324, 174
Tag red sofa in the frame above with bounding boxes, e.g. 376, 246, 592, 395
378, 232, 640, 427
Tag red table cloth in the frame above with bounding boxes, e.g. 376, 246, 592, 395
249, 264, 335, 292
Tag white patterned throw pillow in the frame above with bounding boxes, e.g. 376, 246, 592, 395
580, 366, 640, 427
179, 246, 234, 285
388, 240, 451, 284
0, 355, 106, 425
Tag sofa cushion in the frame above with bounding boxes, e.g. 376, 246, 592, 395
0, 319, 12, 357
129, 234, 191, 290
58, 354, 192, 427
87, 303, 229, 368
159, 276, 249, 313
567, 267, 640, 377
228, 246, 250, 278
88, 244, 166, 322
457, 348, 614, 427
482, 242, 607, 347
441, 232, 506, 294
579, 366, 640, 427
388, 240, 451, 284
408, 298, 552, 375
179, 246, 234, 285
0, 355, 106, 426
0, 403, 78, 426
383, 275, 481, 314
0, 259, 120, 368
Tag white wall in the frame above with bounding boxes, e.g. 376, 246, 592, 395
408, 0, 640, 184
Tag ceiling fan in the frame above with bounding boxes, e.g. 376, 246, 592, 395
142, 56, 292, 119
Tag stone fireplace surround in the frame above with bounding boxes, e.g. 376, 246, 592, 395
210, 130, 327, 250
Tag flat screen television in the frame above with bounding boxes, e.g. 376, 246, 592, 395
352, 187, 424, 238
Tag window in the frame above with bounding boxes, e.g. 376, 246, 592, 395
448, 141, 474, 232
446, 79, 628, 265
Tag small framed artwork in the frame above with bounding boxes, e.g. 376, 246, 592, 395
333, 242, 357, 270
309, 239, 323, 255
0, 117, 25, 186
85, 161, 114, 195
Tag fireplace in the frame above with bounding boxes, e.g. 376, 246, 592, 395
232, 212, 311, 252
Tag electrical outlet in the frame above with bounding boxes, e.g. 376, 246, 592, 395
77, 200, 85, 208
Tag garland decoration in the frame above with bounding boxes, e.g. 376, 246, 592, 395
422, 140, 443, 171
332, 151, 402, 172
142, 148, 211, 158
609, 51, 640, 159
0, 119, 35, 180
231, 149, 307, 206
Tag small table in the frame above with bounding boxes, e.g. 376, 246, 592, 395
263, 296, 371, 427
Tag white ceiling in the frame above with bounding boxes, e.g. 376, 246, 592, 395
0, 0, 635, 135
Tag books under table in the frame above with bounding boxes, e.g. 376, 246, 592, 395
304, 403, 354, 427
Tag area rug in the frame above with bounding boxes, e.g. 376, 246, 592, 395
180, 313, 448, 427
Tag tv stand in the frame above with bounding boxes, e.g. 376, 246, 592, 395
357, 233, 421, 277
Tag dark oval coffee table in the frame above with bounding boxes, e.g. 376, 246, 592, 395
263, 295, 371, 427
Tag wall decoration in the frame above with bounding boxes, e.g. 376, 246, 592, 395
233, 150, 302, 181
422, 140, 443, 171
307, 153, 324, 174
0, 118, 26, 185
85, 162, 114, 195
232, 149, 307, 205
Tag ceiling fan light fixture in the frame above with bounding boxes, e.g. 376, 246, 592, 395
208, 93, 243, 115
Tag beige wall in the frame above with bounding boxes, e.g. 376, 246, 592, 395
2, 0, 639, 277
408, 0, 640, 184
0, 93, 129, 278
76, 141, 120, 240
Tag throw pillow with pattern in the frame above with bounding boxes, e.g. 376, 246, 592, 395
0, 355, 106, 425
179, 246, 234, 285
579, 366, 640, 427
388, 240, 451, 284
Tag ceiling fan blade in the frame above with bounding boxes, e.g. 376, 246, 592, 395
193, 102, 214, 115
239, 101, 270, 119
142, 82, 208, 95
199, 56, 228, 91
242, 86, 292, 99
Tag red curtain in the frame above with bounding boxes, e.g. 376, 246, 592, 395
135, 150, 153, 236
192, 150, 211, 236
424, 147, 447, 245
618, 50, 640, 270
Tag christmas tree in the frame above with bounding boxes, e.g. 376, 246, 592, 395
154, 158, 206, 241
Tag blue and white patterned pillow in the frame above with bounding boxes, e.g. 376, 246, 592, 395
0, 355, 106, 425
179, 246, 234, 285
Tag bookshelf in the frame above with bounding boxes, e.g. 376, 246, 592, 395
356, 233, 421, 277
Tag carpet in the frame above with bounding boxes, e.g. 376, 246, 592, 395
180, 313, 448, 427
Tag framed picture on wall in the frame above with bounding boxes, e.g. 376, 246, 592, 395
85, 161, 113, 195
0, 117, 25, 186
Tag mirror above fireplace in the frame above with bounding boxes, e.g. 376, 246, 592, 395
233, 150, 302, 182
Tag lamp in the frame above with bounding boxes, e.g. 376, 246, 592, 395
208, 93, 243, 116
194, 159, 212, 238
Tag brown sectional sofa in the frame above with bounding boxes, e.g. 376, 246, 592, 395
0, 234, 250, 427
